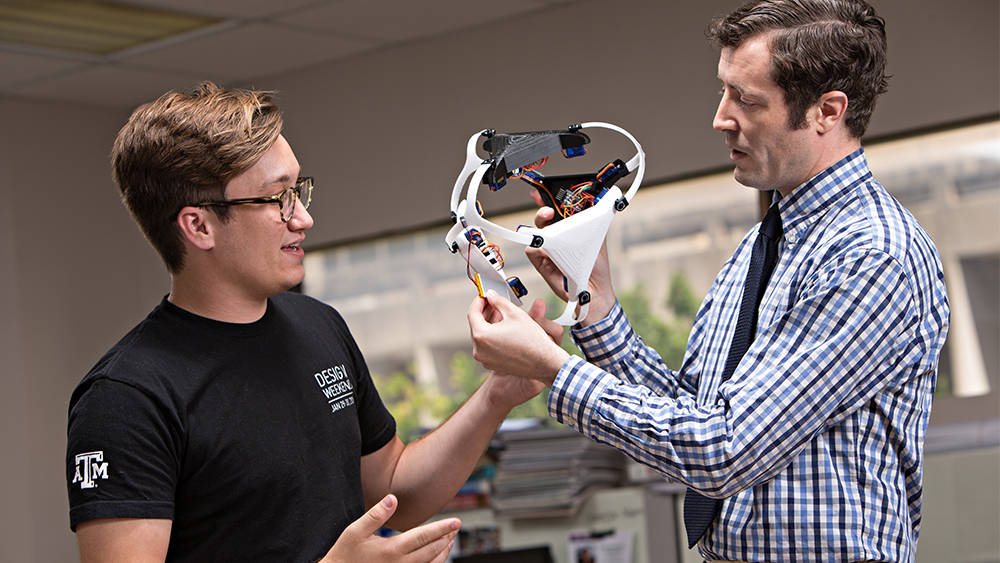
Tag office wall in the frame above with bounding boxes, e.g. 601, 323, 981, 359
0, 98, 167, 561
0, 104, 30, 560
0, 0, 996, 560
268, 0, 1000, 248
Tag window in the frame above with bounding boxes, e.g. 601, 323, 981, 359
303, 121, 1000, 423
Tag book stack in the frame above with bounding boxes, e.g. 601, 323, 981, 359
441, 461, 494, 512
490, 426, 626, 518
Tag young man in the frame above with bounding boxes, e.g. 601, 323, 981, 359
467, 1, 950, 561
66, 82, 546, 562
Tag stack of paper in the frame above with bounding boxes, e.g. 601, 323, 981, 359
491, 426, 626, 518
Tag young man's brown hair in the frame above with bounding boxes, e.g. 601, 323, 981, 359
708, 0, 889, 138
111, 81, 283, 273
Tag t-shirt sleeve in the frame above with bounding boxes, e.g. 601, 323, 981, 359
66, 378, 178, 530
326, 307, 396, 455
350, 346, 397, 454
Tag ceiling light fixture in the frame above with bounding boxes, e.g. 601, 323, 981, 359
0, 0, 219, 55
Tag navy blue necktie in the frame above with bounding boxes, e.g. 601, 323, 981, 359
683, 201, 783, 548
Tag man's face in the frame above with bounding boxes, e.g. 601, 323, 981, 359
713, 33, 820, 195
211, 134, 314, 300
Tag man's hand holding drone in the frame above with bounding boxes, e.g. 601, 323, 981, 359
468, 289, 568, 386
468, 188, 619, 385
524, 189, 617, 328
452, 122, 644, 382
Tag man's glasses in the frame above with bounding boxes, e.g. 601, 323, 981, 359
192, 177, 313, 222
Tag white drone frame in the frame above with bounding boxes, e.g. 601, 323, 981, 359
446, 122, 645, 325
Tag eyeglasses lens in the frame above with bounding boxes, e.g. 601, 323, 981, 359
298, 178, 313, 210
281, 188, 296, 221
280, 178, 312, 222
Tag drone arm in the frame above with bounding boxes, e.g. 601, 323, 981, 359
451, 130, 489, 214
579, 121, 645, 204
449, 122, 645, 327
465, 163, 541, 247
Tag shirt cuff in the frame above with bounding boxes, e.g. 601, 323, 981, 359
547, 355, 616, 434
570, 300, 637, 369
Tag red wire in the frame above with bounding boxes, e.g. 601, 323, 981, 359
466, 235, 475, 282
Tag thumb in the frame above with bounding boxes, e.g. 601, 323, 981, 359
347, 494, 396, 538
527, 298, 547, 320
484, 289, 517, 316
467, 296, 491, 330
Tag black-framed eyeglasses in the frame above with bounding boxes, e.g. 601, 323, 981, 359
192, 177, 313, 222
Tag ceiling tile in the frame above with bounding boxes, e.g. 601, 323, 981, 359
0, 0, 580, 109
6, 64, 206, 109
121, 22, 376, 82
123, 0, 321, 19
276, 0, 545, 42
0, 50, 85, 90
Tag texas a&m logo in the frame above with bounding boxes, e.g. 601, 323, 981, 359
72, 451, 109, 489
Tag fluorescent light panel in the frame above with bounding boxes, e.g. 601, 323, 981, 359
0, 0, 219, 55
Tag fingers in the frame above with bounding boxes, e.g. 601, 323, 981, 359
430, 541, 454, 563
347, 494, 397, 538
527, 298, 546, 319
404, 530, 456, 563
466, 296, 489, 330
393, 518, 460, 555
484, 301, 503, 324
533, 205, 555, 228
525, 249, 569, 300
483, 291, 531, 323
529, 188, 545, 209
482, 289, 514, 313
529, 299, 565, 345
529, 189, 557, 227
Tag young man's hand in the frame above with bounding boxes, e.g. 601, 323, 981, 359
319, 494, 459, 563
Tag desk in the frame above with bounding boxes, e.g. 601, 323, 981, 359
434, 484, 690, 563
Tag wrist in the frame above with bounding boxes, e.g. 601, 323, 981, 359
580, 295, 615, 328
478, 376, 520, 418
542, 345, 570, 386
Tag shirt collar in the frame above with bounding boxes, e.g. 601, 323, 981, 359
776, 147, 872, 244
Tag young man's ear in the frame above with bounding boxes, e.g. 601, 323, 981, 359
814, 90, 849, 134
176, 207, 216, 251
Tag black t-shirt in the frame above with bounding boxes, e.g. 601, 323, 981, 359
66, 293, 396, 562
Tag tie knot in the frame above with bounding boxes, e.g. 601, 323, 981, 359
760, 203, 783, 240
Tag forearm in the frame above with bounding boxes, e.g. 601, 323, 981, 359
77, 518, 171, 563
551, 267, 919, 497
572, 300, 690, 397
385, 377, 509, 529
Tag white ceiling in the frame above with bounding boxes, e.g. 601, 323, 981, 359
0, 0, 575, 109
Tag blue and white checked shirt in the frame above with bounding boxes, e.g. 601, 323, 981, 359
548, 149, 950, 562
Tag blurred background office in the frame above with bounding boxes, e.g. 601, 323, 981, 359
1, 1, 997, 561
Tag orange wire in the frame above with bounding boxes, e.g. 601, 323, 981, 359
486, 242, 504, 268
465, 229, 505, 281
511, 157, 549, 179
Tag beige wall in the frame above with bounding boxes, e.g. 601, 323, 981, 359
0, 0, 997, 560
0, 103, 29, 559
0, 99, 168, 560
269, 0, 1000, 248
